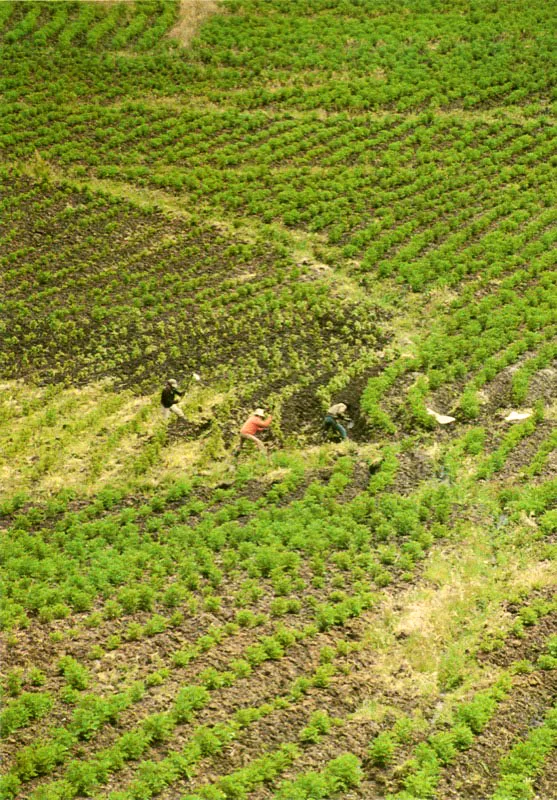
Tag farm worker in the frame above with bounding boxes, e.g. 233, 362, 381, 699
161, 378, 186, 420
324, 402, 350, 441
236, 409, 273, 455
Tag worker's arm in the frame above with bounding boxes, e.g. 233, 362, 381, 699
255, 415, 272, 429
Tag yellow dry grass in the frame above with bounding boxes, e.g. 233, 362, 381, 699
544, 398, 557, 420
1, 374, 360, 501
168, 0, 220, 48
359, 522, 557, 704
0, 380, 236, 499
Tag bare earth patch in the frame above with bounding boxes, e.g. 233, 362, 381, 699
168, 0, 220, 48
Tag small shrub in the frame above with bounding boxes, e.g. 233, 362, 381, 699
324, 753, 363, 792
142, 712, 173, 744
451, 723, 475, 751
429, 730, 457, 765
300, 711, 333, 744
103, 600, 122, 620
57, 657, 90, 691
368, 731, 396, 767
537, 655, 557, 670
174, 686, 209, 723
125, 622, 143, 641
5, 669, 23, 697
143, 614, 167, 637
28, 667, 46, 687
145, 670, 167, 688
459, 388, 480, 419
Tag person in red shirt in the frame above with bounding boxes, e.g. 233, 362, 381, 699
235, 408, 273, 456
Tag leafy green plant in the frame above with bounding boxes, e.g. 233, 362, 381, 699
368, 731, 396, 767
57, 657, 90, 691
492, 704, 557, 800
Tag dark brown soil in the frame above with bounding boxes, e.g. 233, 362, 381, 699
481, 364, 557, 414
389, 447, 435, 495
1, 176, 381, 397
279, 366, 388, 446
174, 627, 419, 800
435, 670, 557, 800
496, 421, 556, 481
478, 610, 557, 670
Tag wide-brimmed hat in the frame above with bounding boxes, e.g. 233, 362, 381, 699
254, 408, 265, 417
168, 379, 178, 387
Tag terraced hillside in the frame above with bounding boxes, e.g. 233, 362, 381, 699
1, 2, 556, 799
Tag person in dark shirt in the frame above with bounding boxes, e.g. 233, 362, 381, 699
161, 379, 186, 420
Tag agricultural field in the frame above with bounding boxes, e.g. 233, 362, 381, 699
1, 2, 556, 799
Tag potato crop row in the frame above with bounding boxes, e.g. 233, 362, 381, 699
1, 1, 177, 51
0, 172, 380, 391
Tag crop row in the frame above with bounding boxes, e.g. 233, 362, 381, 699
10, 601, 554, 800
2, 456, 553, 797
4, 482, 430, 800
1, 456, 456, 778
2, 458, 317, 627
0, 1, 178, 51
346, 583, 557, 799
1, 102, 545, 172
7, 576, 555, 799
5, 618, 325, 795
4, 600, 304, 770
91, 130, 557, 258
2, 623, 322, 798
206, 659, 553, 800
361, 231, 556, 435
2, 100, 554, 266
1, 0, 554, 114
0, 172, 381, 389
2, 452, 454, 635
491, 701, 557, 800
389, 658, 557, 800
115, 646, 557, 800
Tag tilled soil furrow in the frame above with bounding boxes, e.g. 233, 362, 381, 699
479, 610, 557, 670
435, 670, 557, 800
154, 634, 421, 800
95, 622, 369, 797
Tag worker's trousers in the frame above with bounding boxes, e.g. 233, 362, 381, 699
324, 415, 347, 440
162, 404, 185, 420
239, 432, 267, 454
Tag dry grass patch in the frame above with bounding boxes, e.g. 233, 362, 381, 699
168, 0, 220, 48
360, 521, 557, 706
0, 378, 244, 498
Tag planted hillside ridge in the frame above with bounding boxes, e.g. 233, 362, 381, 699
0, 2, 556, 799
0, 171, 380, 394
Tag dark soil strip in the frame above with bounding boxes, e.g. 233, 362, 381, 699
533, 749, 557, 800
174, 645, 420, 800
389, 446, 435, 495
97, 616, 377, 797
435, 670, 557, 800
495, 421, 556, 481
478, 608, 557, 670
